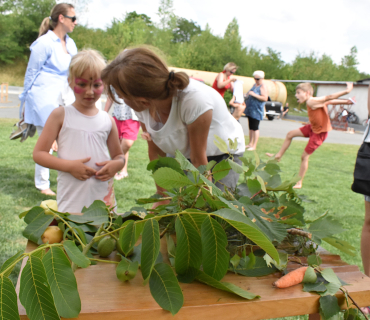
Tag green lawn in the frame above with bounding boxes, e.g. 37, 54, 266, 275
0, 118, 364, 319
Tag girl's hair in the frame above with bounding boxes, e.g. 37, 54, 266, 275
101, 47, 189, 103
38, 3, 74, 38
68, 49, 106, 84
223, 62, 238, 72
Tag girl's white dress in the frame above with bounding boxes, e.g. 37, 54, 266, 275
56, 105, 116, 213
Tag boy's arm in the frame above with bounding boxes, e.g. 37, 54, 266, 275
229, 95, 237, 107
308, 82, 353, 109
95, 116, 125, 181
104, 97, 113, 113
325, 99, 353, 106
33, 108, 97, 180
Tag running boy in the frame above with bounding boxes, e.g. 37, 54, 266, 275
266, 82, 354, 189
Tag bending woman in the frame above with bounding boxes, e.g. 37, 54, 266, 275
244, 70, 268, 151
102, 47, 245, 201
18, 3, 78, 195
212, 62, 237, 97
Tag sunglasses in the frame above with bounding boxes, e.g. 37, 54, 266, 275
230, 70, 236, 74
63, 14, 77, 22
254, 78, 260, 81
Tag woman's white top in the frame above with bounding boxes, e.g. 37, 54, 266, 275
135, 79, 245, 158
56, 105, 116, 213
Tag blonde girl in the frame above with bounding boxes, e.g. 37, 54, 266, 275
33, 50, 124, 213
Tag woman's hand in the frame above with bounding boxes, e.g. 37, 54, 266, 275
68, 157, 97, 181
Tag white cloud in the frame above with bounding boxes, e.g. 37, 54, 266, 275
77, 0, 370, 74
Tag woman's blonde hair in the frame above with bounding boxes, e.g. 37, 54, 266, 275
223, 62, 238, 72
38, 3, 74, 38
68, 49, 106, 84
101, 47, 189, 103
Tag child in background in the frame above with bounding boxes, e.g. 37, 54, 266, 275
229, 80, 245, 121
104, 87, 140, 180
33, 50, 124, 213
266, 82, 353, 189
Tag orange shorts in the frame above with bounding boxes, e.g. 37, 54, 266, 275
299, 124, 328, 155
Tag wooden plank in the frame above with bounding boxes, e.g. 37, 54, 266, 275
17, 241, 370, 320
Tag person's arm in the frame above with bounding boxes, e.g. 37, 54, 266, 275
33, 108, 97, 181
19, 38, 50, 101
187, 110, 212, 168
95, 116, 125, 181
324, 99, 353, 106
368, 85, 370, 117
216, 73, 236, 89
308, 82, 353, 109
104, 97, 113, 113
248, 83, 268, 102
229, 96, 237, 107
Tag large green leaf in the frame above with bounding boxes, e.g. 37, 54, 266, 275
175, 149, 198, 171
0, 276, 20, 320
152, 167, 195, 190
181, 211, 208, 234
247, 179, 261, 195
24, 206, 46, 224
19, 255, 59, 320
201, 216, 229, 281
213, 209, 280, 263
147, 156, 184, 175
227, 158, 245, 174
232, 256, 277, 277
141, 219, 160, 282
23, 214, 54, 244
308, 215, 345, 243
63, 240, 90, 268
149, 263, 184, 315
119, 220, 136, 256
0, 250, 24, 277
322, 237, 356, 256
42, 247, 81, 318
212, 160, 231, 182
79, 200, 109, 225
175, 215, 202, 282
213, 135, 229, 154
243, 205, 288, 243
195, 270, 258, 299
319, 295, 341, 319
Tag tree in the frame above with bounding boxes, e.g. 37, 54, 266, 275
124, 11, 153, 28
172, 17, 201, 43
157, 0, 175, 29
341, 46, 358, 68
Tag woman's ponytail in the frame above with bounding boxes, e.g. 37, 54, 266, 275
38, 3, 74, 38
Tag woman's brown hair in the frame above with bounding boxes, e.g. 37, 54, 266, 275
38, 3, 74, 38
101, 47, 189, 104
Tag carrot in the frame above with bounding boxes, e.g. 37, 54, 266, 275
273, 267, 308, 288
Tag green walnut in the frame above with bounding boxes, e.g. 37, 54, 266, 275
97, 236, 116, 258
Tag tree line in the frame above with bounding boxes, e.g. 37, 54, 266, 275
1, 0, 368, 98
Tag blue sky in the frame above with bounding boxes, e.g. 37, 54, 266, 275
74, 0, 370, 76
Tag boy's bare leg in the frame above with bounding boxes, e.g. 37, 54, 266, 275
361, 200, 370, 276
266, 128, 304, 160
293, 151, 310, 189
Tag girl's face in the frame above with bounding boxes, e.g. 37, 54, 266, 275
72, 69, 104, 108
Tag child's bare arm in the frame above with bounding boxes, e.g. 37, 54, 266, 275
308, 82, 353, 109
95, 117, 125, 181
33, 107, 97, 181
104, 97, 113, 113
325, 99, 353, 106
229, 96, 239, 107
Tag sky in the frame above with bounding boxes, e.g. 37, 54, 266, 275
75, 0, 370, 76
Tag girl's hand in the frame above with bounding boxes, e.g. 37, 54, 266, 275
95, 159, 123, 181
69, 157, 97, 181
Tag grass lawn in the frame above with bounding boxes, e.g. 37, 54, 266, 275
0, 118, 364, 319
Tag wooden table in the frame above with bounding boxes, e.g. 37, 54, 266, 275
17, 240, 370, 320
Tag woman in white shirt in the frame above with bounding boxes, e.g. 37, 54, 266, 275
101, 47, 245, 199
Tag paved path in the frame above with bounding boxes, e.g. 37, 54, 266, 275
1, 86, 363, 146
